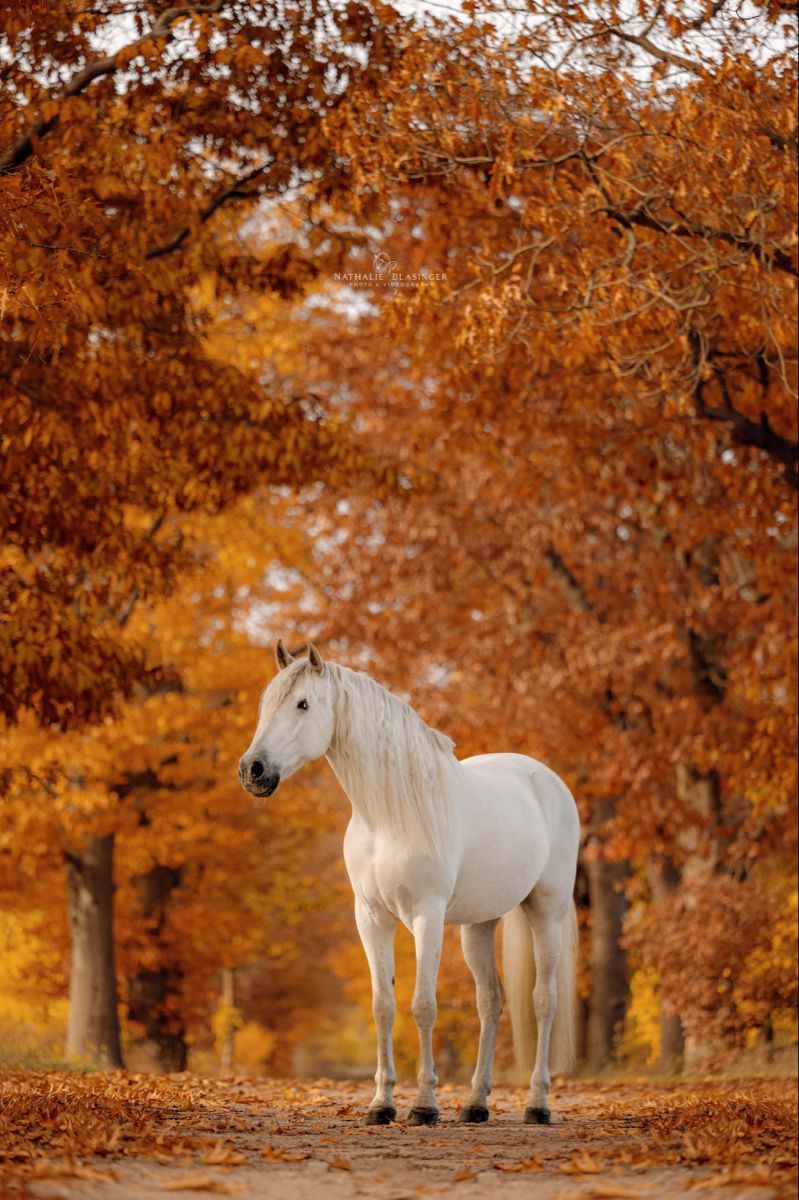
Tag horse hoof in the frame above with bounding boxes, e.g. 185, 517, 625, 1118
407, 1107, 439, 1126
458, 1105, 489, 1124
365, 1106, 396, 1125
524, 1106, 551, 1125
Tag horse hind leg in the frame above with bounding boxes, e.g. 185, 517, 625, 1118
458, 919, 501, 1124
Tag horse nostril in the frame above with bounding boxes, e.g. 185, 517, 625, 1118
250, 759, 265, 781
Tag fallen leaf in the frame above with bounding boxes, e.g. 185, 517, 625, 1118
31, 1163, 117, 1182
202, 1140, 245, 1166
689, 1168, 777, 1190
496, 1157, 543, 1173
587, 1186, 647, 1198
560, 1152, 604, 1175
260, 1146, 311, 1162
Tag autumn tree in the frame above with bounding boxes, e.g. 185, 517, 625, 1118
0, 0, 404, 1066
0, 493, 353, 1071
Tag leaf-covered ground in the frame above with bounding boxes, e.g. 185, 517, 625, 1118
1, 1072, 795, 1199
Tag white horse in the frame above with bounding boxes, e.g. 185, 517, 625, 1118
238, 642, 580, 1126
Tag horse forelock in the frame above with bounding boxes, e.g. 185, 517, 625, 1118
261, 659, 310, 714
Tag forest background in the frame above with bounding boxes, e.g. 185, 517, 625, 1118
0, 0, 796, 1085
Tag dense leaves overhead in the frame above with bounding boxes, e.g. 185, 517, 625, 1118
326, 0, 797, 480
0, 0, 402, 725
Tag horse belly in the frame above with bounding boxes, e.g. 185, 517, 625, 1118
444, 797, 547, 925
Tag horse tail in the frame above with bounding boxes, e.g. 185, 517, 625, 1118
502, 900, 578, 1078
551, 900, 579, 1074
502, 905, 537, 1078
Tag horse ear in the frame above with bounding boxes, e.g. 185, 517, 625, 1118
275, 639, 294, 671
306, 642, 326, 675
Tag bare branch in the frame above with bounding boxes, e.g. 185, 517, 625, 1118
603, 22, 706, 76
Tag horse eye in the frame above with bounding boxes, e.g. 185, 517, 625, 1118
297, 699, 308, 711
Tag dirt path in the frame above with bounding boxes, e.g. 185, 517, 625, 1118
3, 1074, 795, 1200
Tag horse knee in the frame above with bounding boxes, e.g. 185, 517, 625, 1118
477, 981, 502, 1023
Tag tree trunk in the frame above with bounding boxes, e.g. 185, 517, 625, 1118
676, 762, 723, 882
219, 966, 236, 1075
127, 864, 187, 1072
647, 854, 684, 1071
65, 833, 124, 1068
676, 763, 726, 1068
583, 843, 629, 1071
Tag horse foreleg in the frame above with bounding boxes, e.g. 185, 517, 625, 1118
459, 919, 501, 1123
408, 902, 445, 1125
355, 899, 398, 1125
522, 893, 566, 1124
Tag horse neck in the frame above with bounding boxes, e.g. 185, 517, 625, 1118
325, 664, 455, 855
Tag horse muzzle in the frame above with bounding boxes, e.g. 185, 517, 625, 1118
238, 756, 281, 798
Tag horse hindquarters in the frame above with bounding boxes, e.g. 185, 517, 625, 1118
502, 899, 578, 1120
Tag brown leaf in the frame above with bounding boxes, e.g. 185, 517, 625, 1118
496, 1157, 543, 1173
689, 1169, 777, 1190
32, 1162, 117, 1182
560, 1152, 604, 1175
587, 1186, 647, 1199
202, 1139, 245, 1166
261, 1146, 311, 1163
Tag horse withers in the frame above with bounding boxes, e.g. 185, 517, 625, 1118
238, 641, 580, 1126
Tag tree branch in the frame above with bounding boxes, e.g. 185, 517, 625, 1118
145, 161, 272, 260
544, 545, 594, 613
603, 16, 797, 155
0, 2, 223, 175
690, 333, 798, 486
603, 205, 798, 277
603, 23, 706, 76
696, 382, 798, 486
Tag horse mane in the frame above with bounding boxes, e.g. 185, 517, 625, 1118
327, 662, 457, 857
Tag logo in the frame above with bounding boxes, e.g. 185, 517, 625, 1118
373, 252, 398, 277
332, 249, 448, 290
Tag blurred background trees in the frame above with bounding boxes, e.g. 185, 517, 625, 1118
1, 0, 796, 1077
